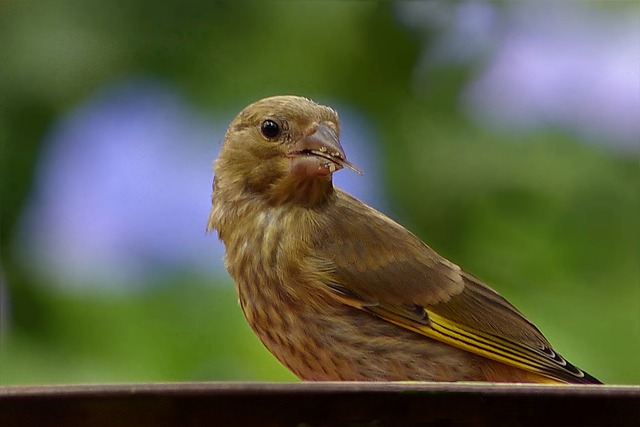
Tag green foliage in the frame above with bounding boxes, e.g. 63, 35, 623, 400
2, 278, 296, 384
1, 0, 638, 385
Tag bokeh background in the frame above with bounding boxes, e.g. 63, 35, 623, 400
1, 1, 638, 385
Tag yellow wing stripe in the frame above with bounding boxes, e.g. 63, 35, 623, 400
429, 313, 562, 373
370, 308, 570, 383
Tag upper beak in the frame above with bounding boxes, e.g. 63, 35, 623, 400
289, 122, 363, 175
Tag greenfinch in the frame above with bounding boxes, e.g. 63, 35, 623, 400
207, 95, 600, 384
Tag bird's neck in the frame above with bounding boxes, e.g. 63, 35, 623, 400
208, 171, 334, 242
265, 175, 335, 207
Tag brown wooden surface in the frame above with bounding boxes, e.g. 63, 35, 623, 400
1, 382, 639, 427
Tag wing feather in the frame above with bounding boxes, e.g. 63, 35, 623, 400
319, 189, 599, 384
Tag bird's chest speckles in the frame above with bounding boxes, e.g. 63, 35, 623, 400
224, 206, 315, 317
221, 204, 344, 378
227, 208, 302, 289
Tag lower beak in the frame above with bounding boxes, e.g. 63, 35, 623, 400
288, 122, 363, 176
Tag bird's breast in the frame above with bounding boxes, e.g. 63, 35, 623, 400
221, 202, 322, 304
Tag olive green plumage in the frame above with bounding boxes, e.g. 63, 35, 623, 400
208, 95, 600, 384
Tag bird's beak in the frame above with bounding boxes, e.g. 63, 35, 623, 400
288, 122, 363, 177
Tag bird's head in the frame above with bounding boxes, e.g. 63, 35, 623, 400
215, 95, 361, 205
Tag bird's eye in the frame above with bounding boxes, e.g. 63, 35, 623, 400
260, 119, 281, 140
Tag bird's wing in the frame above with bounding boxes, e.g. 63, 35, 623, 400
319, 190, 598, 384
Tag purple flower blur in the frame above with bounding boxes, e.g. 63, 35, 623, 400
464, 3, 640, 149
398, 1, 640, 150
16, 79, 386, 290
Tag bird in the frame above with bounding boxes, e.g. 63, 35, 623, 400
207, 95, 601, 384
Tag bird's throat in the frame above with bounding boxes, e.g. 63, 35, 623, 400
267, 175, 335, 208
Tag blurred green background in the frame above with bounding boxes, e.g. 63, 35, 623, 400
1, 1, 638, 385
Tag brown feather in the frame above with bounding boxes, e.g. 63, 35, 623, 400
209, 95, 601, 384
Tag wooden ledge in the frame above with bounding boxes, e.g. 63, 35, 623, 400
2, 382, 639, 426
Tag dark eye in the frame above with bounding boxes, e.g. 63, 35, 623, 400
260, 119, 281, 139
